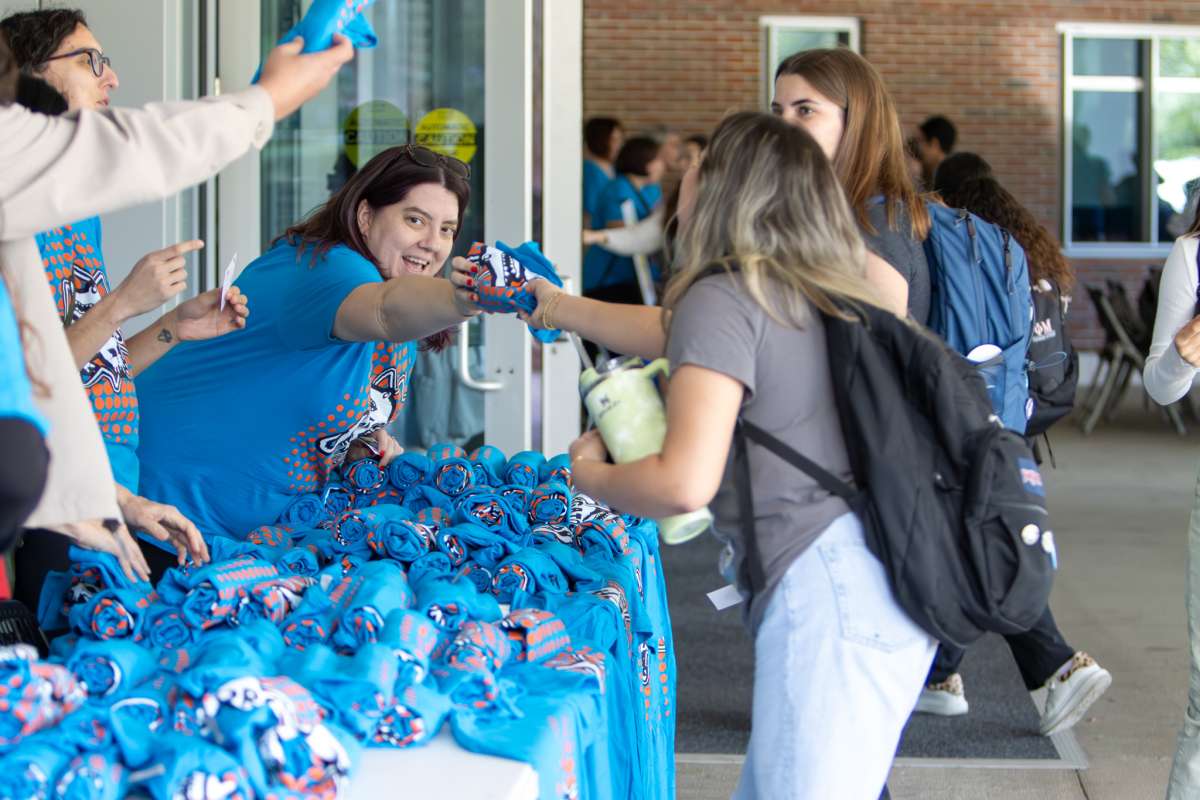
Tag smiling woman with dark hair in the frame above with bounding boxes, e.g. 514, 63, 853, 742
135, 145, 480, 541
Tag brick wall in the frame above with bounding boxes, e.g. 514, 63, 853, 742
582, 0, 1200, 349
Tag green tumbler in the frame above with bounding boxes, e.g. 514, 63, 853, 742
580, 356, 713, 544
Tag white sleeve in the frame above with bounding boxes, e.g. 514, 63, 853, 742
1145, 236, 1200, 406
0, 87, 274, 241
600, 208, 665, 257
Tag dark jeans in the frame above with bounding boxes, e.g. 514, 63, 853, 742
13, 528, 177, 628
0, 419, 49, 554
928, 607, 1075, 690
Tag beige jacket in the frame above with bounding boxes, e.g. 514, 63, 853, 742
0, 87, 274, 528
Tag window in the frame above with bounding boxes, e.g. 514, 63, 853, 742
760, 16, 860, 106
259, 0, 486, 254
1062, 24, 1200, 255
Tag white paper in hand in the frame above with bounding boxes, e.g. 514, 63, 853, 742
219, 252, 237, 311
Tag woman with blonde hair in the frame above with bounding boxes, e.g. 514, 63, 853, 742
771, 47, 932, 324
461, 111, 936, 799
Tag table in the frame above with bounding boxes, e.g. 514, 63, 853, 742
347, 729, 539, 800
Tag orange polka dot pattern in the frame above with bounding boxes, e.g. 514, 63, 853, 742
281, 340, 414, 492
35, 220, 140, 448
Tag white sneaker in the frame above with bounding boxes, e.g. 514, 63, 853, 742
1038, 652, 1111, 736
915, 672, 969, 716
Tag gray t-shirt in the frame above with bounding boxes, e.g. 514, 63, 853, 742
667, 273, 852, 631
862, 201, 931, 325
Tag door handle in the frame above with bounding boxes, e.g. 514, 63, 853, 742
457, 319, 504, 391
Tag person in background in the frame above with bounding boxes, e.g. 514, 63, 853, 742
658, 129, 683, 172
681, 133, 707, 171
771, 48, 927, 321
583, 116, 623, 228
136, 146, 479, 541
904, 135, 924, 190
918, 152, 1110, 736
654, 128, 685, 197
0, 20, 353, 583
582, 135, 666, 305
582, 138, 705, 269
916, 114, 957, 188
931, 150, 991, 196
1144, 189, 1200, 799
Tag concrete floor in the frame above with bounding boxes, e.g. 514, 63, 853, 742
676, 401, 1199, 799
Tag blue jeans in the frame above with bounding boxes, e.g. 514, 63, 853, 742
1169, 470, 1200, 799
732, 513, 936, 800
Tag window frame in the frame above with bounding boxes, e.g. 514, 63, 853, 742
1059, 22, 1200, 259
759, 16, 861, 109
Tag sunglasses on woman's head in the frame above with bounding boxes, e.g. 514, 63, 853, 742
41, 47, 111, 78
396, 144, 471, 179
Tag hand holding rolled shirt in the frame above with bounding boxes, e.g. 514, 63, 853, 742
455, 242, 566, 342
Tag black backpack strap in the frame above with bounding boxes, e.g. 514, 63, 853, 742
733, 418, 856, 596
740, 420, 856, 500
733, 421, 769, 595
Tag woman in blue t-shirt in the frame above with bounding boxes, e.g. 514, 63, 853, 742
582, 136, 665, 305
583, 116, 623, 227
136, 146, 480, 540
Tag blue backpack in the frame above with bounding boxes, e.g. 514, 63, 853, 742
923, 202, 1034, 432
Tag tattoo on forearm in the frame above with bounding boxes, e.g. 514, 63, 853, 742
157, 328, 174, 344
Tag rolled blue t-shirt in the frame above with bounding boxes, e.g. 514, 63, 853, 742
0, 276, 47, 435
582, 176, 661, 292
136, 240, 416, 540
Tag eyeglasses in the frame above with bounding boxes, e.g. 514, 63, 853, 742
395, 144, 471, 179
40, 47, 111, 78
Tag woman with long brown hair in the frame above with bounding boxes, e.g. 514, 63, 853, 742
1146, 189, 1200, 797
135, 145, 479, 542
770, 47, 930, 323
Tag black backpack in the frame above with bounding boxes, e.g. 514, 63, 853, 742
1025, 278, 1079, 437
733, 298, 1056, 648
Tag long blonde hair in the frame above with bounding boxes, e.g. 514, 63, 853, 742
664, 111, 880, 329
775, 48, 930, 240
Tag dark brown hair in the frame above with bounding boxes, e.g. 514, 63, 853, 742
775, 48, 930, 241
16, 73, 66, 114
279, 146, 471, 351
919, 115, 957, 153
584, 116, 622, 160
0, 9, 88, 71
932, 151, 993, 195
939, 176, 1074, 293
614, 136, 661, 178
